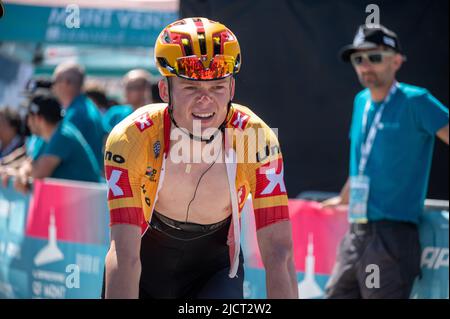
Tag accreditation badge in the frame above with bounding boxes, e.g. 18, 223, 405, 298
348, 175, 370, 224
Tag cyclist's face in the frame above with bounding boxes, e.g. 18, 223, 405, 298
161, 77, 234, 133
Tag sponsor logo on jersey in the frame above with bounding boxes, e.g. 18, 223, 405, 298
134, 113, 154, 132
104, 151, 126, 164
153, 141, 161, 158
255, 158, 287, 198
256, 144, 280, 163
105, 166, 133, 199
230, 110, 250, 130
237, 185, 247, 210
141, 184, 151, 207
145, 166, 157, 182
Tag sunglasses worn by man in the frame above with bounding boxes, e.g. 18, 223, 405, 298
350, 50, 396, 66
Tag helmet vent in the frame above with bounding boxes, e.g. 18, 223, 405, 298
213, 36, 221, 56
181, 38, 193, 56
198, 33, 207, 56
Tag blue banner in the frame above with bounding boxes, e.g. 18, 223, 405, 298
0, 3, 178, 47
240, 200, 449, 299
1, 181, 448, 299
0, 179, 109, 299
0, 181, 30, 298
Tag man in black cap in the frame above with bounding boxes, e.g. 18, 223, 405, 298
322, 24, 448, 298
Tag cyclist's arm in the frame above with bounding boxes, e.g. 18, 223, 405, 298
105, 224, 141, 298
103, 111, 150, 299
257, 221, 298, 298
249, 127, 297, 298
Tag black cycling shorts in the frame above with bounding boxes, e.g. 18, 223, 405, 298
102, 211, 244, 299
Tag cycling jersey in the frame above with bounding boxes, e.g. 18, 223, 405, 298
104, 103, 290, 278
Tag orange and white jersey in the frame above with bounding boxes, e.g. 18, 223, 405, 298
104, 103, 290, 278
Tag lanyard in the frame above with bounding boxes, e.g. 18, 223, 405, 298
358, 81, 398, 175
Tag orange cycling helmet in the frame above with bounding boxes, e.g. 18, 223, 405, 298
155, 17, 241, 81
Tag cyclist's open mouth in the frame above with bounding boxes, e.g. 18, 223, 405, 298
192, 112, 215, 120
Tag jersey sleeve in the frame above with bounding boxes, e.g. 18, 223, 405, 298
104, 120, 149, 227
248, 125, 290, 231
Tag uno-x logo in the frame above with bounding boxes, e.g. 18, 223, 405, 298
135, 113, 153, 132
230, 110, 250, 130
255, 158, 286, 198
105, 166, 133, 199
104, 151, 125, 164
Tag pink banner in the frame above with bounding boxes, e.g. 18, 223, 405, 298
242, 199, 348, 275
26, 178, 109, 245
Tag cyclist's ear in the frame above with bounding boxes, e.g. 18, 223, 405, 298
158, 78, 169, 103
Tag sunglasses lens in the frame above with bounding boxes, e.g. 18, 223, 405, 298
353, 56, 363, 65
368, 53, 383, 64
208, 56, 235, 78
175, 55, 235, 80
176, 57, 205, 79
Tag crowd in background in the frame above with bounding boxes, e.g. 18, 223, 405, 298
0, 61, 159, 191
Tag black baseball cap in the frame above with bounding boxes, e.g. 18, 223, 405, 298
340, 24, 405, 62
27, 90, 64, 123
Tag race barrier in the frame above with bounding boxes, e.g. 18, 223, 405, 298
0, 180, 448, 298
242, 199, 449, 299
0, 179, 108, 298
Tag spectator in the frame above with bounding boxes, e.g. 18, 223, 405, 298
0, 106, 25, 159
102, 69, 153, 133
51, 61, 105, 169
0, 107, 27, 186
84, 81, 110, 114
323, 24, 449, 299
14, 91, 101, 190
22, 78, 54, 161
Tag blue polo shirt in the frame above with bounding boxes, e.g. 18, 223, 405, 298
26, 135, 46, 160
42, 122, 101, 183
64, 94, 105, 169
349, 83, 448, 224
102, 104, 133, 133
